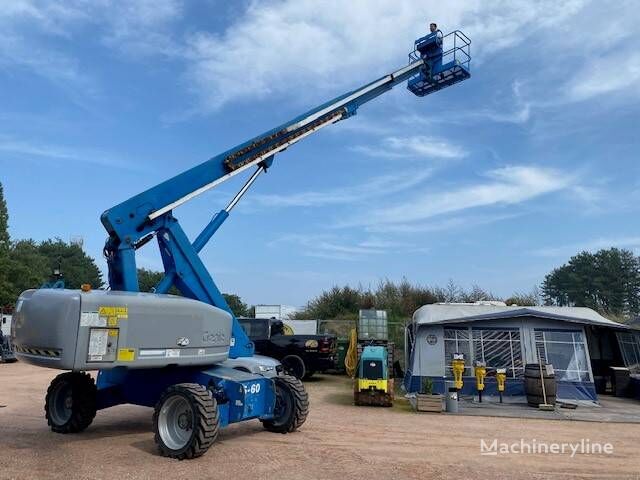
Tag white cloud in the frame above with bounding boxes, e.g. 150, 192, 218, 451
0, 0, 181, 94
567, 52, 640, 102
182, 0, 589, 111
0, 1, 95, 95
98, 0, 183, 57
0, 33, 94, 94
365, 213, 521, 234
249, 169, 432, 208
353, 136, 467, 160
0, 136, 143, 171
270, 234, 385, 261
269, 233, 426, 261
2, 0, 623, 114
343, 165, 573, 227
478, 104, 531, 125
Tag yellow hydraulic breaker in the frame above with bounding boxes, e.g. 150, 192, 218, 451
496, 368, 507, 403
451, 353, 465, 391
474, 361, 487, 403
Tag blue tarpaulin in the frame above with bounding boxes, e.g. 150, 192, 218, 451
404, 375, 597, 402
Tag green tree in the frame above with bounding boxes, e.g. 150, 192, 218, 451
38, 239, 102, 289
137, 268, 180, 295
505, 287, 541, 306
137, 268, 163, 292
0, 238, 103, 307
0, 182, 8, 254
295, 278, 507, 321
222, 293, 250, 317
0, 182, 12, 307
542, 248, 640, 319
4, 240, 49, 295
295, 285, 364, 320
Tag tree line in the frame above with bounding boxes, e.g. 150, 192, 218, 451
293, 248, 640, 322
292, 279, 539, 322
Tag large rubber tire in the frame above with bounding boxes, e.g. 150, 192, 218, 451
281, 355, 306, 380
153, 383, 219, 460
45, 372, 97, 433
261, 375, 309, 433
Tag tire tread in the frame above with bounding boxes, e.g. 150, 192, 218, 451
45, 371, 97, 434
262, 375, 309, 433
153, 383, 219, 460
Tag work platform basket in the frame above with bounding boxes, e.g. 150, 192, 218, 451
407, 30, 471, 97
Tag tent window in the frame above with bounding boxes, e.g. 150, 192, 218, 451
535, 330, 590, 382
616, 332, 640, 373
444, 328, 472, 376
472, 329, 523, 379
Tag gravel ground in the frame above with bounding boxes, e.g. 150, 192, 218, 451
1, 362, 639, 480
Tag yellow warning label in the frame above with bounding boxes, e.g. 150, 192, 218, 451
99, 306, 128, 319
108, 329, 119, 337
117, 348, 135, 362
107, 316, 118, 327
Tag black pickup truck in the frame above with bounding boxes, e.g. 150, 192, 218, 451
238, 318, 337, 379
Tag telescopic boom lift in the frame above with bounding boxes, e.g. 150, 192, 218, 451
13, 28, 471, 459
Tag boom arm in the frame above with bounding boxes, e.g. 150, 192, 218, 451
101, 29, 470, 358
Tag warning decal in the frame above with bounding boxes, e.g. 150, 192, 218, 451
117, 348, 135, 362
99, 306, 128, 327
80, 312, 105, 327
99, 306, 128, 318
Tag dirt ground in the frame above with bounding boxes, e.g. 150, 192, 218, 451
1, 363, 639, 480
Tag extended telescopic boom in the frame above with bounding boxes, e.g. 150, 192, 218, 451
101, 29, 470, 358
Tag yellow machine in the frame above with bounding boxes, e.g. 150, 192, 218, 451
496, 368, 507, 403
353, 345, 393, 407
474, 361, 487, 402
451, 353, 465, 390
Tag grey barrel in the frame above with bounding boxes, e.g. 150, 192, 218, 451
524, 364, 557, 406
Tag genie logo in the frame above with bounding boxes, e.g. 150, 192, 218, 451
203, 330, 227, 345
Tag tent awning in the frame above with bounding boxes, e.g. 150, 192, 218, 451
412, 304, 631, 330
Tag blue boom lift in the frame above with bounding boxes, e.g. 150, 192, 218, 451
28, 29, 470, 459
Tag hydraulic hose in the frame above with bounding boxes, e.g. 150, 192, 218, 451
344, 328, 359, 378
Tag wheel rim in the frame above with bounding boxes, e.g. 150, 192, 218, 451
273, 385, 293, 425
158, 395, 194, 451
50, 381, 73, 425
284, 359, 303, 379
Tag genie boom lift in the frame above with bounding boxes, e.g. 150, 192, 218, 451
12, 29, 470, 459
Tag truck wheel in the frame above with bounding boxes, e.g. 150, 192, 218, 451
281, 355, 306, 380
261, 375, 309, 433
45, 371, 97, 433
153, 383, 219, 460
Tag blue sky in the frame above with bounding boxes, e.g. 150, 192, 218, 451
1, 0, 640, 306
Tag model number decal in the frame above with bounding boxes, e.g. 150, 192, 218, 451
245, 383, 261, 394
